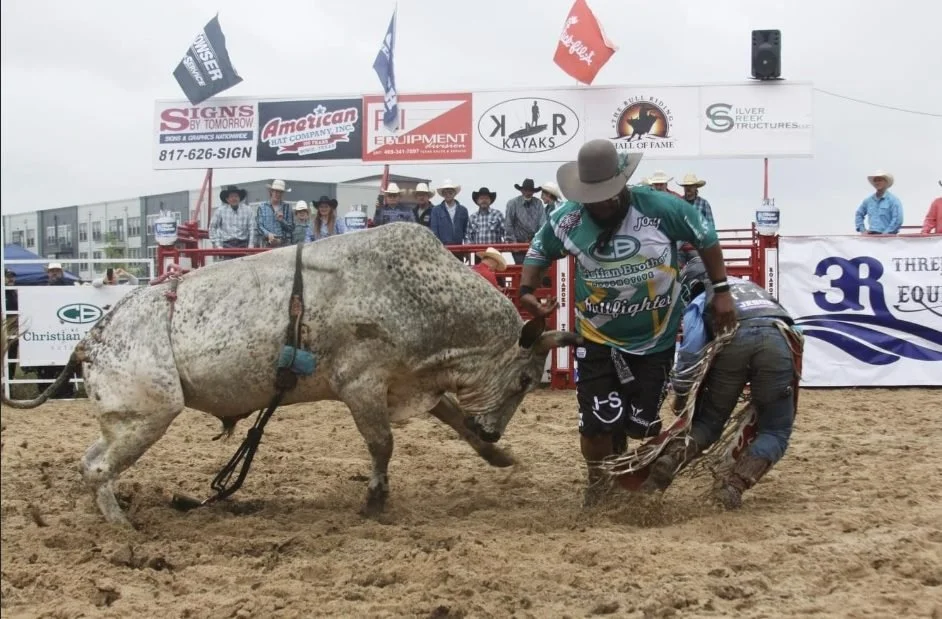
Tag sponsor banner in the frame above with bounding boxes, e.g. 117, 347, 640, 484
473, 91, 583, 162
152, 82, 814, 169
700, 83, 813, 157
154, 100, 258, 169
256, 98, 363, 163
362, 93, 472, 162
17, 286, 137, 365
779, 236, 942, 387
583, 87, 701, 158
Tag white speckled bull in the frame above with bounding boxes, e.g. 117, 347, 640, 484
1, 223, 579, 526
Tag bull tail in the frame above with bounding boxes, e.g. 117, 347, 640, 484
1, 317, 81, 409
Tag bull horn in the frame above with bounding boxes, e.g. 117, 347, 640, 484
533, 330, 584, 356
518, 317, 546, 349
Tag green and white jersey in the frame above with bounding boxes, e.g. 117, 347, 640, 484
524, 186, 718, 355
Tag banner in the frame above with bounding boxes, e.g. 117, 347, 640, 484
153, 81, 814, 169
372, 7, 399, 133
779, 236, 942, 387
172, 15, 243, 106
17, 286, 137, 366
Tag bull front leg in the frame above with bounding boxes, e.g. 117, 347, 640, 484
338, 377, 394, 518
428, 396, 515, 468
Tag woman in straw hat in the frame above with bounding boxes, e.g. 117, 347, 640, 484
517, 138, 736, 506
855, 170, 903, 235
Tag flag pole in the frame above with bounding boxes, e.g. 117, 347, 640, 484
381, 2, 398, 193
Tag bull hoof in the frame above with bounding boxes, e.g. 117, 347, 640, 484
359, 488, 388, 519
479, 444, 515, 468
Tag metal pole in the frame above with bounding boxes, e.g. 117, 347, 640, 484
763, 157, 770, 201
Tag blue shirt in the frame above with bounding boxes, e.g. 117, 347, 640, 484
678, 292, 709, 355
855, 192, 903, 234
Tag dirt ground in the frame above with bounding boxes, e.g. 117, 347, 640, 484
1, 388, 941, 619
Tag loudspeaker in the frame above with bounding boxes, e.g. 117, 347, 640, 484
751, 30, 782, 80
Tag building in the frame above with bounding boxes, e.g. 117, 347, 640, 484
2, 173, 433, 281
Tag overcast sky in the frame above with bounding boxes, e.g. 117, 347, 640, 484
1, 0, 940, 235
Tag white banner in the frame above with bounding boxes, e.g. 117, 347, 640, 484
779, 236, 942, 387
153, 82, 814, 169
699, 83, 813, 158
17, 286, 137, 365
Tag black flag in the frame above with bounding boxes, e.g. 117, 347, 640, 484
172, 15, 243, 106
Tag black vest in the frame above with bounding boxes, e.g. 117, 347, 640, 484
703, 279, 793, 326
414, 205, 432, 227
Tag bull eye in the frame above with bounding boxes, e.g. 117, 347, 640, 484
519, 375, 533, 390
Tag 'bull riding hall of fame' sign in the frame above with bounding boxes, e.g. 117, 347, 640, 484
778, 235, 942, 387
152, 82, 814, 170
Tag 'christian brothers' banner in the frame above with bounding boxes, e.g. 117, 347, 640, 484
779, 235, 942, 387
173, 15, 243, 106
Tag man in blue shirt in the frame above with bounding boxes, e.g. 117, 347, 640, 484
641, 258, 803, 509
855, 170, 903, 235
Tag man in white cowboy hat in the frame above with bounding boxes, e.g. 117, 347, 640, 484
519, 139, 736, 507
646, 170, 673, 193
506, 178, 546, 265
209, 185, 256, 256
412, 182, 435, 228
45, 262, 68, 286
465, 187, 508, 246
290, 200, 313, 244
855, 170, 903, 235
676, 173, 715, 230
256, 179, 295, 247
471, 246, 508, 291
374, 182, 418, 226
540, 181, 564, 216
430, 179, 469, 246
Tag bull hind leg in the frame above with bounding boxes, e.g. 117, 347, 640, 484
338, 377, 394, 518
81, 406, 184, 526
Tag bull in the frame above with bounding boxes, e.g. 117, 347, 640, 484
1, 223, 579, 526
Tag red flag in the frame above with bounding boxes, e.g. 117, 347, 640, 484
553, 0, 617, 85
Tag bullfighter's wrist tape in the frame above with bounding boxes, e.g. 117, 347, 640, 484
712, 281, 731, 294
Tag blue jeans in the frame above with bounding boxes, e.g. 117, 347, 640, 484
690, 318, 796, 464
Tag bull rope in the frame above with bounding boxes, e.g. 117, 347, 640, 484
171, 242, 307, 511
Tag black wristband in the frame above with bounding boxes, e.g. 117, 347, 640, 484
712, 282, 731, 294
519, 285, 535, 298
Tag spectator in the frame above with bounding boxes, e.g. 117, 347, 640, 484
921, 181, 942, 234
39, 262, 74, 398
412, 182, 434, 227
4, 268, 18, 382
209, 185, 255, 256
465, 187, 507, 245
291, 201, 313, 243
676, 173, 716, 269
648, 170, 682, 197
311, 196, 348, 240
505, 178, 545, 265
471, 247, 507, 291
92, 267, 139, 287
374, 183, 417, 225
856, 170, 903, 235
541, 181, 564, 216
430, 179, 469, 245
256, 179, 294, 247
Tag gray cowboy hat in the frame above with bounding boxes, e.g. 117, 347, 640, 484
556, 139, 643, 204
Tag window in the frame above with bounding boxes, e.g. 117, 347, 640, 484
92, 221, 102, 242
79, 222, 88, 242
146, 211, 182, 235
26, 229, 35, 248
79, 252, 89, 273
46, 226, 56, 245
108, 218, 125, 242
92, 250, 103, 273
128, 217, 141, 237
57, 224, 72, 245
11, 230, 24, 245
147, 246, 157, 260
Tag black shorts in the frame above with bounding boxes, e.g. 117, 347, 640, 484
575, 341, 675, 440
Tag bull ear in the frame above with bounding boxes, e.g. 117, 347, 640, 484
518, 317, 546, 349
534, 331, 584, 356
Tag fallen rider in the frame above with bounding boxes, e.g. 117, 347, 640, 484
641, 258, 804, 508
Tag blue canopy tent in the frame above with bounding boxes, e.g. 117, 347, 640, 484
3, 243, 81, 285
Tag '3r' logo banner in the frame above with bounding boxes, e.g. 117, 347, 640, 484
778, 235, 942, 387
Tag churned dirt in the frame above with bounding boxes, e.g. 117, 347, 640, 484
2, 389, 941, 618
